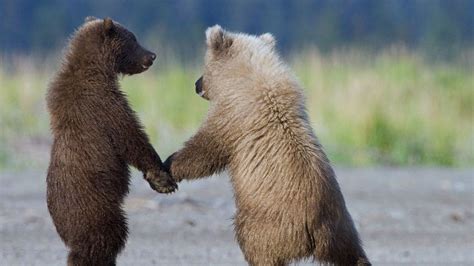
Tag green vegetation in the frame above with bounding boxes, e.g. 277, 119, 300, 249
1, 50, 472, 170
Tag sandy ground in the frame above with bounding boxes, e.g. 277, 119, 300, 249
0, 168, 473, 265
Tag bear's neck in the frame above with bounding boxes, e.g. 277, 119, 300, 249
62, 42, 118, 85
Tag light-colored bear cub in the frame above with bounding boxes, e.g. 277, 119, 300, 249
165, 25, 370, 266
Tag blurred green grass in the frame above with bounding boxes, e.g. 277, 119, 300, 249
0, 49, 472, 170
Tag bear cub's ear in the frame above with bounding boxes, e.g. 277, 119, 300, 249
103, 17, 115, 36
260, 33, 276, 47
206, 25, 233, 52
84, 16, 98, 23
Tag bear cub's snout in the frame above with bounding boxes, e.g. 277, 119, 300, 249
195, 76, 203, 95
142, 52, 156, 68
195, 76, 208, 99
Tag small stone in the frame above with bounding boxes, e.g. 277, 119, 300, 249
185, 219, 196, 227
450, 212, 463, 222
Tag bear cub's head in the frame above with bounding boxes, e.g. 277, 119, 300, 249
195, 25, 276, 101
83, 17, 156, 75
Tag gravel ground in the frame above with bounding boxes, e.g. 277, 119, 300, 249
0, 168, 473, 265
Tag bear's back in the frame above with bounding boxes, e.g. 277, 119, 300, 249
47, 77, 125, 172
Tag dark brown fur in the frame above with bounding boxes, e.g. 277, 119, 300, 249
46, 17, 177, 266
165, 25, 370, 266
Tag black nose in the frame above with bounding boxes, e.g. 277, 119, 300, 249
143, 53, 156, 67
195, 76, 203, 94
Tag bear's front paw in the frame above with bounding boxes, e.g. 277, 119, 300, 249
145, 169, 178, 194
163, 153, 176, 172
163, 153, 183, 182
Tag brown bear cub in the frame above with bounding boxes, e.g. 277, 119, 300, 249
46, 17, 177, 266
165, 25, 370, 266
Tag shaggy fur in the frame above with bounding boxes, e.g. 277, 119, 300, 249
46, 17, 177, 266
165, 25, 370, 266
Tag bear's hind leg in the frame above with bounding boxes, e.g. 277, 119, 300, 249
67, 208, 127, 266
67, 250, 89, 266
236, 225, 289, 266
67, 250, 116, 266
313, 221, 370, 266
67, 233, 123, 266
244, 254, 286, 266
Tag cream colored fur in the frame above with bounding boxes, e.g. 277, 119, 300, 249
166, 25, 370, 266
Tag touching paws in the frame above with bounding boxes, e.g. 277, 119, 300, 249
163, 153, 183, 182
145, 169, 177, 194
